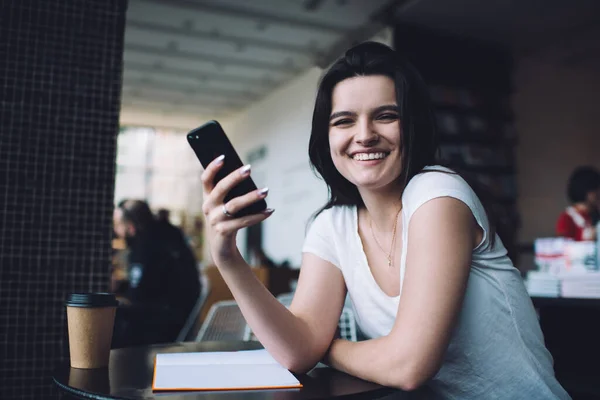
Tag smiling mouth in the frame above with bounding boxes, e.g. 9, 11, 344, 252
351, 152, 389, 161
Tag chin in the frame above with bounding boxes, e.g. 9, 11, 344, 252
349, 176, 395, 191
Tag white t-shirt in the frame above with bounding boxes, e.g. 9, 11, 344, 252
302, 166, 570, 399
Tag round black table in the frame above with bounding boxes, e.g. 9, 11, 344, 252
54, 341, 400, 399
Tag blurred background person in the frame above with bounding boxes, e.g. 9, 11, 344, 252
112, 199, 201, 347
556, 166, 600, 241
156, 208, 171, 224
155, 207, 190, 245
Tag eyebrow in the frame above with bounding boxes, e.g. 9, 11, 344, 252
329, 104, 399, 121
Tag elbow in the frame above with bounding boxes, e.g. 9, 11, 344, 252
392, 375, 426, 392
386, 361, 437, 392
282, 359, 317, 375
273, 321, 329, 374
278, 346, 324, 374
279, 354, 319, 375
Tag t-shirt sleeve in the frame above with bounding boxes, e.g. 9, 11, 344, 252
404, 170, 490, 248
302, 209, 341, 269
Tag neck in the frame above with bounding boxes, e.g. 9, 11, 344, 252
574, 202, 591, 213
358, 185, 403, 232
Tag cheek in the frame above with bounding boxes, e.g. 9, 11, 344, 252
328, 131, 352, 157
328, 135, 348, 168
328, 133, 340, 153
330, 147, 344, 173
389, 123, 402, 147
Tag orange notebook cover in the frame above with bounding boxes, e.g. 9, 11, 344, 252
152, 349, 303, 391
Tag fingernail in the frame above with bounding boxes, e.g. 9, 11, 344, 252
240, 164, 251, 175
264, 208, 275, 214
258, 187, 269, 196
215, 154, 225, 164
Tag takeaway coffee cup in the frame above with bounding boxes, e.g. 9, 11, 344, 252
66, 293, 119, 369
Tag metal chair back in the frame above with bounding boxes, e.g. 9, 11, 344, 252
196, 300, 248, 342
175, 274, 211, 342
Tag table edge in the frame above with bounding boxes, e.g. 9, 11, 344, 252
53, 375, 129, 400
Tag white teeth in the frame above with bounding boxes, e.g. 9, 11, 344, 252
352, 152, 387, 161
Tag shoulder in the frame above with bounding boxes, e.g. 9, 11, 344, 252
305, 205, 355, 247
310, 205, 355, 228
304, 206, 355, 269
556, 210, 575, 226
403, 166, 476, 211
401, 166, 492, 238
405, 166, 471, 193
556, 209, 571, 220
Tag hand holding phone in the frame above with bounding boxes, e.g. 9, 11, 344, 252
188, 120, 268, 218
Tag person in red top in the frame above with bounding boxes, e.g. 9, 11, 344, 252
556, 166, 600, 241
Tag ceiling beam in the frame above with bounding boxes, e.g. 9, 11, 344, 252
140, 0, 347, 34
123, 78, 257, 101
125, 43, 300, 73
121, 84, 250, 108
121, 100, 238, 118
122, 102, 215, 116
127, 20, 319, 58
120, 105, 226, 129
122, 97, 225, 115
122, 89, 243, 111
123, 72, 262, 98
124, 61, 274, 87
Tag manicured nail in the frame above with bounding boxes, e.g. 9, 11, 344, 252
214, 154, 225, 164
264, 208, 275, 214
240, 164, 251, 175
257, 187, 269, 196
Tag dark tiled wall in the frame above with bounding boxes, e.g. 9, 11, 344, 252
0, 1, 127, 399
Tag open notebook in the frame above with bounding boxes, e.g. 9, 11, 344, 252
152, 349, 303, 391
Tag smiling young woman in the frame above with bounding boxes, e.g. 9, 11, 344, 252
199, 42, 571, 399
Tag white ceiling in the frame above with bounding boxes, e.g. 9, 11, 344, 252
121, 0, 600, 128
121, 0, 401, 128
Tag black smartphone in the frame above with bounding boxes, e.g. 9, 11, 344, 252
187, 120, 267, 218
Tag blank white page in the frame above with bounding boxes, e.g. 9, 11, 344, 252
156, 349, 279, 366
153, 350, 302, 391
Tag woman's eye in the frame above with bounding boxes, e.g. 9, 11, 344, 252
332, 119, 352, 126
377, 113, 398, 121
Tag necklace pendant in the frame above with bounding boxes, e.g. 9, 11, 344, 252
387, 258, 392, 267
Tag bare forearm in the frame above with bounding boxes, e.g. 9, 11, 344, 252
217, 256, 323, 372
326, 337, 417, 391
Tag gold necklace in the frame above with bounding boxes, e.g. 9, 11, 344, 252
370, 207, 402, 267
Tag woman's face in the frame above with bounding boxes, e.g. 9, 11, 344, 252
328, 75, 403, 192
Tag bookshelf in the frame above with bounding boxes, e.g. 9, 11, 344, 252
394, 25, 519, 261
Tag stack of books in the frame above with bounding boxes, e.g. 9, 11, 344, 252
526, 271, 561, 298
560, 272, 600, 299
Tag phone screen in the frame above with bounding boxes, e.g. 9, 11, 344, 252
187, 120, 267, 217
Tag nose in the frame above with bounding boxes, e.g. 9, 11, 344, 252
354, 118, 379, 146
